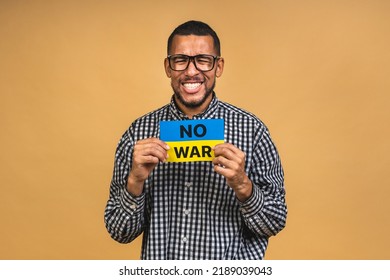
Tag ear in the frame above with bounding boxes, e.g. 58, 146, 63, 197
164, 58, 172, 78
215, 57, 224, 78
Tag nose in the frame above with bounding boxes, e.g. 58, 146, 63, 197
185, 57, 200, 75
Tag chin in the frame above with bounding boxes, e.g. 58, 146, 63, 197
182, 97, 204, 108
175, 91, 211, 109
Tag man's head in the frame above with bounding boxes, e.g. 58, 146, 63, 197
164, 20, 224, 117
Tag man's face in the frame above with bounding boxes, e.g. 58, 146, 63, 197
164, 35, 224, 114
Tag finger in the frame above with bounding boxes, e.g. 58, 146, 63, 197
137, 137, 170, 150
213, 143, 244, 160
214, 146, 246, 170
213, 163, 236, 178
134, 139, 170, 162
138, 154, 160, 164
213, 155, 240, 171
135, 146, 168, 162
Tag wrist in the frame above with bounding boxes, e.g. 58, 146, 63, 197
235, 178, 253, 202
127, 174, 144, 197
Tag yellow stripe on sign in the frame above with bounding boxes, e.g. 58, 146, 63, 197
165, 140, 224, 162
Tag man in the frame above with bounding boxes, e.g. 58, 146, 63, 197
104, 20, 287, 259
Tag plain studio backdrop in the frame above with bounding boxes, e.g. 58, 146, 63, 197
1, 0, 389, 259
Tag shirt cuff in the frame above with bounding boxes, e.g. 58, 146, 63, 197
238, 184, 264, 218
120, 187, 145, 216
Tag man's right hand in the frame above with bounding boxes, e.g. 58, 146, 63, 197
127, 138, 170, 196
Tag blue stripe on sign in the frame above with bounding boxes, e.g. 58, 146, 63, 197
160, 119, 224, 141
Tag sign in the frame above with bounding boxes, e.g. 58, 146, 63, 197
160, 119, 224, 162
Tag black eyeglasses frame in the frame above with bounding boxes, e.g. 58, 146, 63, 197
167, 54, 220, 72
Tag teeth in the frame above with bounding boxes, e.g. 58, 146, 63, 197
183, 83, 201, 90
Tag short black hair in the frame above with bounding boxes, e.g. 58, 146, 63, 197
167, 20, 221, 56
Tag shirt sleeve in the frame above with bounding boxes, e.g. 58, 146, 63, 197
238, 125, 287, 237
104, 127, 146, 243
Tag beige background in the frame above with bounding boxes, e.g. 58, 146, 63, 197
1, 0, 389, 259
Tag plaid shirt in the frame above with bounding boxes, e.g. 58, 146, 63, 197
105, 94, 287, 259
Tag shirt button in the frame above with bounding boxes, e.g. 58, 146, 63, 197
183, 209, 190, 215
130, 204, 137, 210
184, 182, 192, 188
182, 236, 188, 243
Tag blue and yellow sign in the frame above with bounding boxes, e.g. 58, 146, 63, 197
160, 119, 224, 162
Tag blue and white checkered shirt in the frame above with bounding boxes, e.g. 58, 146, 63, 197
105, 94, 287, 259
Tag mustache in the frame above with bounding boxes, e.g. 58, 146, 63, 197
181, 76, 204, 83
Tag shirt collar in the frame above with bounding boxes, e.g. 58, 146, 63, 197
169, 92, 220, 120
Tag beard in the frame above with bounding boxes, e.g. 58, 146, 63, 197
172, 79, 216, 109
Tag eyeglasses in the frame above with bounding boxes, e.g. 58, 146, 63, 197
167, 54, 220, 72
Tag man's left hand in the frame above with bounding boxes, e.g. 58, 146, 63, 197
213, 143, 253, 202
